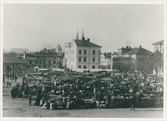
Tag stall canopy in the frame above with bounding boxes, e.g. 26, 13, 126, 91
52, 68, 64, 72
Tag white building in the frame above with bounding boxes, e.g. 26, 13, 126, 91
152, 40, 164, 54
100, 54, 111, 69
152, 40, 164, 77
64, 31, 101, 70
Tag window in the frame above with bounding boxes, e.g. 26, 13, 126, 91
79, 57, 81, 62
92, 65, 95, 69
54, 61, 56, 64
39, 61, 41, 64
84, 50, 87, 54
84, 65, 86, 69
43, 61, 45, 64
93, 50, 95, 55
99, 58, 100, 62
93, 58, 95, 62
84, 57, 86, 62
98, 65, 100, 69
49, 61, 51, 64
79, 50, 81, 54
99, 51, 101, 55
36, 61, 38, 64
78, 65, 81, 69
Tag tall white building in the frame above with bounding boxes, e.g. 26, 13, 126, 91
152, 40, 164, 54
152, 40, 164, 77
64, 31, 101, 70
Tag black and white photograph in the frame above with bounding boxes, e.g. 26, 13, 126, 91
1, 1, 166, 119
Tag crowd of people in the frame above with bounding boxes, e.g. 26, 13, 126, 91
7, 69, 163, 111
3, 72, 18, 87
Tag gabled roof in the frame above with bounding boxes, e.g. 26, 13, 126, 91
124, 47, 153, 55
74, 39, 101, 47
152, 40, 164, 45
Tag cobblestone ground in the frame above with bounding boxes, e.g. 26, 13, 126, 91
2, 78, 163, 118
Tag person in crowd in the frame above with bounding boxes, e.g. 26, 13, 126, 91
34, 88, 42, 106
3, 73, 5, 83
14, 74, 17, 82
11, 86, 18, 99
129, 85, 137, 111
7, 79, 11, 88
28, 86, 33, 106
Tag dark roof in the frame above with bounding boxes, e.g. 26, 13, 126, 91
3, 56, 27, 64
124, 47, 153, 55
3, 53, 17, 57
26, 53, 62, 57
26, 53, 36, 57
74, 39, 101, 47
152, 40, 164, 45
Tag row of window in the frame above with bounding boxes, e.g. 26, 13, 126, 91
78, 65, 100, 69
29, 60, 57, 64
78, 57, 100, 62
39, 65, 57, 68
79, 50, 100, 55
138, 58, 148, 63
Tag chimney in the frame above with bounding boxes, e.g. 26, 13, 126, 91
139, 45, 141, 48
82, 37, 85, 40
87, 38, 90, 42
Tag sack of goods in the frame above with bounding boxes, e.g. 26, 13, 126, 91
31, 95, 37, 100
42, 102, 49, 109
50, 102, 57, 110
99, 103, 107, 108
40, 99, 44, 106
66, 102, 71, 109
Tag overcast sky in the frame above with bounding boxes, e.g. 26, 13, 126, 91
3, 4, 164, 53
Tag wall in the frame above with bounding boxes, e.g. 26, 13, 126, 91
76, 46, 101, 70
3, 63, 26, 74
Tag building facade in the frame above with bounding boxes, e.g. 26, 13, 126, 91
64, 32, 101, 70
3, 53, 27, 74
152, 40, 164, 76
152, 40, 164, 54
100, 54, 111, 69
24, 45, 64, 71
111, 45, 153, 73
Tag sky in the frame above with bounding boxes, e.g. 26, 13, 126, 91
3, 3, 165, 53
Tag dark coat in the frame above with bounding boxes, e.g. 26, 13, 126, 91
11, 87, 18, 99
